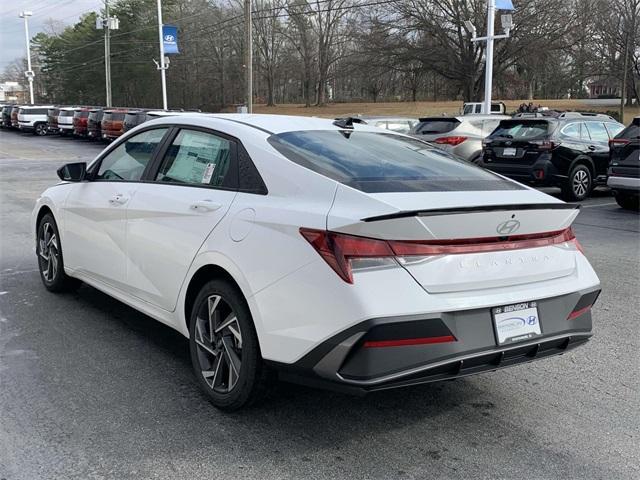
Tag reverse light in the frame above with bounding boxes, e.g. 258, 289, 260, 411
300, 227, 582, 284
434, 136, 468, 146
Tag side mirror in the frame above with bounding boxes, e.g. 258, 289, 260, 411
57, 162, 86, 182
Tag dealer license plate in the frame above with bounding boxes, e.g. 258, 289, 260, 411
502, 147, 517, 156
492, 301, 542, 345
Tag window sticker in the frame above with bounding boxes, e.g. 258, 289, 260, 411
202, 162, 216, 184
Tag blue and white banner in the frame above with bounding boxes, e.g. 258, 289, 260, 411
162, 25, 179, 55
495, 0, 515, 10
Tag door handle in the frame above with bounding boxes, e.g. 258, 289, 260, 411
190, 200, 222, 212
587, 145, 596, 151
109, 194, 128, 205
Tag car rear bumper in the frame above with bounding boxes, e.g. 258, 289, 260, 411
607, 175, 640, 194
270, 288, 599, 393
481, 157, 562, 186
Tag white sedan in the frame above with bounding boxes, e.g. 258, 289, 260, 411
33, 114, 601, 410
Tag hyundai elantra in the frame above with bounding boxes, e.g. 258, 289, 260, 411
33, 114, 600, 410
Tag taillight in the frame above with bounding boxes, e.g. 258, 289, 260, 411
301, 227, 583, 283
609, 138, 630, 148
434, 136, 467, 146
530, 139, 559, 150
300, 228, 394, 283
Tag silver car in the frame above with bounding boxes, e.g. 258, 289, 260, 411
410, 114, 511, 163
335, 116, 418, 134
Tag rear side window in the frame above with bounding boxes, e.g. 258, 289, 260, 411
268, 130, 522, 193
412, 119, 460, 135
490, 121, 550, 140
155, 129, 235, 188
584, 122, 609, 142
605, 122, 625, 138
617, 123, 640, 139
21, 108, 48, 115
561, 123, 581, 139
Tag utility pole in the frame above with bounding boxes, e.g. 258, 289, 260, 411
465, 0, 513, 114
156, 0, 168, 110
19, 11, 34, 104
244, 0, 252, 113
97, 2, 117, 107
104, 0, 112, 107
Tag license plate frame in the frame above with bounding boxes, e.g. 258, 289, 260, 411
492, 301, 542, 345
502, 147, 517, 156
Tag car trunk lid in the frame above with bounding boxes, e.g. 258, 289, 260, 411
327, 186, 580, 292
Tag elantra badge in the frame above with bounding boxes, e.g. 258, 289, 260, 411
496, 219, 521, 235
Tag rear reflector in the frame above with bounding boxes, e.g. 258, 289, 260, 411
567, 305, 592, 320
300, 227, 582, 283
363, 335, 456, 348
434, 136, 467, 146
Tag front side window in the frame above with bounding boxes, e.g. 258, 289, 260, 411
268, 130, 522, 193
584, 122, 609, 142
155, 129, 234, 188
95, 128, 168, 181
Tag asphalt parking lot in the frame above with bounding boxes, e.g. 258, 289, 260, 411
0, 129, 638, 480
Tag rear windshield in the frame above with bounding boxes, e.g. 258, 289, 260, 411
268, 131, 522, 193
490, 121, 551, 140
617, 123, 639, 139
411, 119, 460, 135
125, 113, 145, 123
59, 110, 75, 117
74, 111, 89, 118
104, 112, 125, 121
89, 111, 103, 120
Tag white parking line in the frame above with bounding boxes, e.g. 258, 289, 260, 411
582, 202, 618, 208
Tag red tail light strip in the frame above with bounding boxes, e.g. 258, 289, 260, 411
300, 227, 580, 284
567, 305, 592, 320
363, 335, 457, 348
434, 136, 467, 146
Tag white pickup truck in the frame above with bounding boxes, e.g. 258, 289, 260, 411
461, 102, 507, 115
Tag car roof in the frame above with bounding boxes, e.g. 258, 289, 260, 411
144, 113, 389, 135
419, 114, 509, 122
20, 105, 54, 109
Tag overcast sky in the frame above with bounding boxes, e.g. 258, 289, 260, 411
0, 0, 103, 71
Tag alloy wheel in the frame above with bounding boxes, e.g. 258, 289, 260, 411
194, 294, 243, 394
36, 124, 47, 136
38, 222, 59, 282
572, 169, 589, 198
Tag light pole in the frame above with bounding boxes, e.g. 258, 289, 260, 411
19, 11, 34, 105
156, 0, 168, 110
96, 2, 118, 107
244, 0, 252, 113
464, 0, 513, 114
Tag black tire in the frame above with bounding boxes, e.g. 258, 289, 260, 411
562, 164, 592, 201
469, 153, 483, 165
189, 279, 268, 411
614, 192, 640, 211
36, 213, 81, 292
34, 123, 48, 136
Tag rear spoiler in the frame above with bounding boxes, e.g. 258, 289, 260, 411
362, 203, 579, 222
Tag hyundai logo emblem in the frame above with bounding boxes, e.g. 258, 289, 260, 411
164, 34, 175, 42
496, 219, 521, 235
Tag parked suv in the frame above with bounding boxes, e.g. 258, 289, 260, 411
101, 109, 127, 141
18, 106, 53, 135
607, 116, 640, 210
47, 107, 60, 133
87, 108, 104, 140
72, 107, 92, 136
57, 107, 76, 135
481, 113, 625, 201
410, 115, 510, 163
1, 105, 16, 128
122, 109, 149, 133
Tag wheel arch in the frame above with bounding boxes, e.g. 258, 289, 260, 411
183, 264, 248, 334
35, 205, 54, 243
569, 156, 595, 176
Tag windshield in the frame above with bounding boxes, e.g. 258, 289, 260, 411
268, 130, 522, 193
